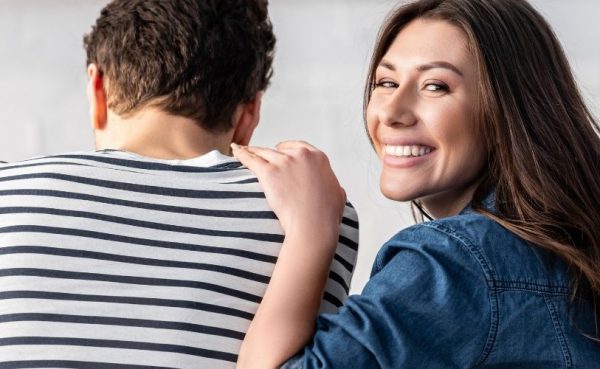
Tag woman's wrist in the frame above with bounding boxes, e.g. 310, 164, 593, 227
285, 216, 341, 241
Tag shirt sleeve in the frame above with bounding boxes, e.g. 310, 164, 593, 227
319, 204, 360, 313
281, 222, 493, 369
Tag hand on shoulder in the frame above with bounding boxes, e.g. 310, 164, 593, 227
232, 141, 346, 239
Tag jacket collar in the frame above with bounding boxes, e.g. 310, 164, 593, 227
459, 189, 496, 216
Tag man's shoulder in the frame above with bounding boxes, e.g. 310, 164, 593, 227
338, 200, 360, 260
0, 151, 97, 164
0, 151, 123, 178
0, 151, 93, 173
0, 151, 266, 206
0, 150, 251, 177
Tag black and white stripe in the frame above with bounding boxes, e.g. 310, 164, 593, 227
0, 151, 359, 368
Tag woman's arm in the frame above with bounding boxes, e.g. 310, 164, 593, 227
232, 142, 346, 369
244, 221, 493, 369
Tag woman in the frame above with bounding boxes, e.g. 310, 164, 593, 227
234, 0, 600, 367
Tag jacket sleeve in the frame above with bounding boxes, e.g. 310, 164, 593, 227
281, 223, 494, 369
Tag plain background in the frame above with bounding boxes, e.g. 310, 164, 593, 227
0, 0, 598, 293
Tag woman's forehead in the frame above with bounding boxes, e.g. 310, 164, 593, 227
382, 18, 472, 70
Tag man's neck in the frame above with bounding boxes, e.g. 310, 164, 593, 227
95, 108, 234, 160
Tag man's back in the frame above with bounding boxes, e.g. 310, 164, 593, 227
0, 150, 358, 368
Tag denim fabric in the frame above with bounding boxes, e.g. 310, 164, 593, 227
281, 202, 600, 368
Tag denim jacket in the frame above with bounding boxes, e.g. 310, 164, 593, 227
282, 200, 600, 368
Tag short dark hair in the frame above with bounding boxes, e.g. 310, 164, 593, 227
83, 0, 275, 132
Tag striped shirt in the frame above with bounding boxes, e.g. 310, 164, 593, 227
0, 150, 359, 369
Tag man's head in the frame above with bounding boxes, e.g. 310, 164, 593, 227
84, 0, 275, 134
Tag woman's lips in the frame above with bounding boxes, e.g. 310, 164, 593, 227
382, 144, 436, 168
384, 144, 433, 158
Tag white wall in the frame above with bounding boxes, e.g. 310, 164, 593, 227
0, 0, 598, 293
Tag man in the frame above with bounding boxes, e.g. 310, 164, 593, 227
0, 1, 359, 367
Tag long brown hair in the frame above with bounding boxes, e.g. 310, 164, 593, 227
365, 0, 600, 334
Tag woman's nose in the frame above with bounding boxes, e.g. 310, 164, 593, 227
378, 89, 418, 127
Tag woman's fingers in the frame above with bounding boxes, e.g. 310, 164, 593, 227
233, 141, 319, 165
231, 141, 345, 234
232, 143, 291, 165
230, 143, 271, 175
244, 146, 290, 164
275, 140, 318, 151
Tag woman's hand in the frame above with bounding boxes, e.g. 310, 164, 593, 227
231, 141, 346, 238
232, 141, 346, 369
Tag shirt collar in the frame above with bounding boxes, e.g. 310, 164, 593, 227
459, 189, 497, 215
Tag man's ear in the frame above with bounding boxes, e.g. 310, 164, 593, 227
87, 64, 108, 131
232, 92, 263, 146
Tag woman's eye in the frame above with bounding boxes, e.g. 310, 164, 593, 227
424, 82, 449, 93
374, 80, 397, 89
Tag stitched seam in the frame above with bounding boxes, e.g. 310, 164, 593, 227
494, 280, 570, 293
374, 251, 384, 271
474, 288, 499, 368
422, 223, 496, 283
543, 294, 573, 369
422, 222, 499, 367
493, 286, 572, 297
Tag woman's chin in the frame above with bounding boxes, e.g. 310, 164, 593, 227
379, 185, 421, 202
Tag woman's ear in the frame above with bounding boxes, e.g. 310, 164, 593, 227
87, 64, 108, 131
232, 92, 263, 146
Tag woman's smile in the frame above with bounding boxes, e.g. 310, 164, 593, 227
382, 144, 436, 168
384, 144, 433, 158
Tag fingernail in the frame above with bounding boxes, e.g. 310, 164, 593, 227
231, 143, 240, 150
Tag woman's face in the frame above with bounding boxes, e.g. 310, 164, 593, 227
367, 18, 486, 218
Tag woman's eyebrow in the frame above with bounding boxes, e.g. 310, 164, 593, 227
378, 60, 463, 77
379, 60, 396, 71
417, 61, 463, 76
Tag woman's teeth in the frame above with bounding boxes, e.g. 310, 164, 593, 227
384, 145, 432, 157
